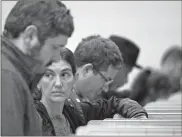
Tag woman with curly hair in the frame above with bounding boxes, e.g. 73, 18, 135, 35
129, 68, 174, 106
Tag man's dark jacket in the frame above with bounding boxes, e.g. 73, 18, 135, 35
1, 36, 44, 135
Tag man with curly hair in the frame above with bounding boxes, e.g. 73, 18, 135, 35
1, 0, 74, 135
72, 35, 147, 120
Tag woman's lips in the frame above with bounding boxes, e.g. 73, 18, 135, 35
52, 91, 63, 96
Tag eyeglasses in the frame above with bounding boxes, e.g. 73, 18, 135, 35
97, 70, 113, 85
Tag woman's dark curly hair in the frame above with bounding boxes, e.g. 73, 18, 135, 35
129, 68, 152, 104
130, 68, 173, 106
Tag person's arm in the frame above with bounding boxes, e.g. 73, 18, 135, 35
102, 89, 131, 100
80, 96, 148, 122
1, 70, 25, 135
114, 97, 148, 118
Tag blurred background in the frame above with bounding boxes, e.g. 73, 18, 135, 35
1, 1, 181, 88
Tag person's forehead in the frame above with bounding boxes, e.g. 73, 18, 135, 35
118, 64, 132, 72
162, 58, 181, 67
44, 34, 68, 46
101, 65, 119, 79
47, 60, 72, 71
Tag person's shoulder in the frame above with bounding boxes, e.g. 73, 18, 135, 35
1, 52, 18, 74
1, 55, 29, 92
1, 68, 27, 92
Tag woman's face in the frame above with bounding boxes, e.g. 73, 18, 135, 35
38, 59, 75, 103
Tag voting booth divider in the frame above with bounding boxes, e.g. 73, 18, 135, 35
76, 101, 182, 136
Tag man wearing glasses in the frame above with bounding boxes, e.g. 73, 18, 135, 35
74, 35, 121, 101
68, 35, 147, 120
100, 35, 143, 100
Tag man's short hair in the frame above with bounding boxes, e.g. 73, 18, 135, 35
3, 0, 74, 44
161, 45, 182, 65
74, 35, 123, 72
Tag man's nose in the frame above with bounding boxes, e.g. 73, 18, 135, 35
102, 84, 110, 93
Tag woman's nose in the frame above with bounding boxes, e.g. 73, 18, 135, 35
55, 76, 62, 87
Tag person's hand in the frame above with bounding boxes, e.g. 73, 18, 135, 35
115, 89, 131, 98
131, 115, 148, 120
113, 113, 125, 119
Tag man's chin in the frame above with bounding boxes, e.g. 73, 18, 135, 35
93, 93, 104, 100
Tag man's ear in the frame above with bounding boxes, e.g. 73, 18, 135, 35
23, 25, 39, 50
82, 63, 94, 77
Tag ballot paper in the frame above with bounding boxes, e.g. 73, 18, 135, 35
76, 120, 181, 136
76, 119, 182, 136
76, 101, 182, 136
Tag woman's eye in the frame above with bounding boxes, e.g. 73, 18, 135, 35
61, 73, 70, 78
44, 72, 54, 79
61, 72, 72, 80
